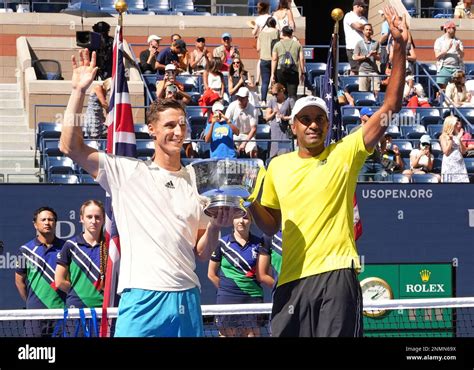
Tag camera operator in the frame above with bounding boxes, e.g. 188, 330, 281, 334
155, 64, 191, 105
91, 22, 114, 80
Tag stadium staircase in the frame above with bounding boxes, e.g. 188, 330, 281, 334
0, 83, 39, 183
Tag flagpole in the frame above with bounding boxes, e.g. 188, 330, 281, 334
331, 8, 344, 94
115, 0, 127, 27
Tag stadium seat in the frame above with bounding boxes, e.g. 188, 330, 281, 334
411, 173, 440, 183
432, 158, 442, 173
37, 122, 61, 151
392, 139, 413, 157
401, 125, 427, 139
136, 140, 155, 157
457, 108, 474, 126
147, 0, 171, 14
428, 124, 443, 139
430, 140, 442, 158
125, 0, 147, 13
49, 174, 80, 184
176, 75, 201, 92
186, 106, 204, 118
391, 173, 410, 183
402, 0, 416, 15
256, 123, 271, 154
464, 63, 474, 78
340, 76, 359, 93
170, 0, 210, 15
351, 92, 376, 106
81, 174, 97, 184
46, 157, 75, 179
402, 158, 410, 170
134, 124, 151, 140
396, 109, 416, 126
431, 1, 453, 17
376, 92, 385, 106
342, 116, 361, 126
338, 62, 351, 76
345, 123, 359, 134
386, 125, 401, 139
419, 108, 442, 127
42, 139, 63, 158
99, 0, 116, 12
84, 139, 103, 150
32, 2, 68, 12
464, 158, 474, 173
189, 116, 208, 127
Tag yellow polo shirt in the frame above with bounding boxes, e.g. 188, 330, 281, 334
261, 128, 371, 286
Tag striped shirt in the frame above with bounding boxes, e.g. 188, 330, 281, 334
260, 231, 283, 281
16, 237, 66, 309
57, 234, 103, 308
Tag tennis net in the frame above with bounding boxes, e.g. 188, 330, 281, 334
0, 298, 472, 337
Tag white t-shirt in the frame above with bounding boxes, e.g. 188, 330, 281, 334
225, 100, 257, 135
409, 149, 434, 168
343, 11, 367, 50
255, 14, 271, 33
96, 153, 209, 294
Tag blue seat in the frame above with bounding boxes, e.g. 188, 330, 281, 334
351, 92, 376, 106
126, 0, 147, 13
189, 116, 207, 127
392, 139, 413, 157
342, 116, 361, 126
49, 174, 80, 184
432, 1, 453, 17
136, 140, 155, 157
134, 124, 150, 139
170, 0, 209, 14
176, 75, 201, 92
457, 108, 474, 126
84, 139, 103, 150
338, 62, 351, 76
42, 139, 63, 158
396, 109, 416, 126
385, 125, 401, 139
98, 0, 116, 12
402, 0, 416, 15
186, 106, 204, 118
418, 108, 442, 127
400, 125, 426, 139
256, 124, 271, 154
340, 76, 359, 93
190, 123, 206, 140
32, 3, 68, 12
376, 92, 385, 106
464, 63, 474, 77
345, 123, 359, 134
428, 124, 443, 139
147, 0, 170, 13
391, 173, 410, 183
411, 173, 439, 183
430, 140, 442, 158
464, 158, 474, 173
46, 156, 75, 179
432, 158, 442, 173
81, 174, 97, 184
37, 122, 61, 150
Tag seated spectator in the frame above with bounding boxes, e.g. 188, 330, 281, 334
189, 37, 210, 75
207, 214, 264, 337
353, 23, 380, 94
404, 76, 431, 110
155, 64, 191, 105
170, 34, 190, 74
213, 33, 240, 72
440, 116, 469, 182
155, 39, 187, 80
434, 21, 464, 89
454, 0, 474, 18
265, 83, 294, 159
403, 135, 440, 182
228, 57, 255, 102
380, 133, 404, 174
204, 102, 239, 159
203, 57, 226, 100
225, 87, 258, 158
444, 70, 472, 107
139, 35, 161, 75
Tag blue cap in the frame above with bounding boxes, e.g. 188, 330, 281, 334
360, 107, 374, 117
221, 32, 232, 39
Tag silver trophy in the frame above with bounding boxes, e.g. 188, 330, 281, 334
190, 158, 265, 218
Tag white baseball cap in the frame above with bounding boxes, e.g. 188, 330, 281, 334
147, 34, 162, 43
290, 96, 329, 124
212, 102, 225, 113
236, 87, 249, 98
165, 64, 176, 71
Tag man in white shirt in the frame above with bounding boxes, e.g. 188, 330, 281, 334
343, 0, 368, 75
225, 87, 259, 158
59, 49, 234, 337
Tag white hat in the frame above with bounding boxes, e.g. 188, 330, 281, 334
290, 96, 329, 124
147, 34, 162, 43
236, 87, 249, 98
165, 64, 176, 71
420, 134, 431, 145
212, 102, 225, 113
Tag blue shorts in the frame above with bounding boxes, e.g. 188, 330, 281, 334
114, 287, 203, 337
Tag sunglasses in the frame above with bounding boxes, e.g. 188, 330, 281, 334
197, 38, 205, 43
233, 61, 240, 64
223, 37, 230, 41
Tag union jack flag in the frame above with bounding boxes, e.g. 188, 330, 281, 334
322, 33, 362, 241
100, 24, 136, 337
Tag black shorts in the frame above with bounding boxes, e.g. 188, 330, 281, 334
271, 268, 363, 337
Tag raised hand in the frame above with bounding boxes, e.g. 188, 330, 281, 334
71, 49, 98, 93
210, 207, 236, 228
384, 6, 409, 46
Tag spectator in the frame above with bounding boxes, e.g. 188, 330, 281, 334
380, 133, 404, 174
454, 0, 474, 18
170, 34, 190, 73
343, 0, 368, 75
461, 128, 474, 157
444, 70, 472, 107
155, 39, 187, 80
353, 23, 380, 94
139, 35, 162, 75
440, 115, 469, 182
257, 17, 280, 104
379, 11, 390, 77
404, 76, 431, 109
388, 25, 417, 76
225, 87, 258, 158
84, 78, 110, 139
189, 37, 210, 75
92, 21, 113, 80
213, 33, 240, 72
15, 207, 66, 336
402, 135, 439, 181
273, 0, 295, 32
55, 200, 105, 309
434, 21, 464, 88
271, 26, 304, 100
156, 64, 191, 105
228, 57, 255, 101
256, 231, 282, 289
203, 57, 226, 100
265, 83, 294, 159
207, 214, 264, 337
204, 102, 239, 159
251, 1, 271, 37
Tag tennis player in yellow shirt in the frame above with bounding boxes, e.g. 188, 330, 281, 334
249, 6, 409, 337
